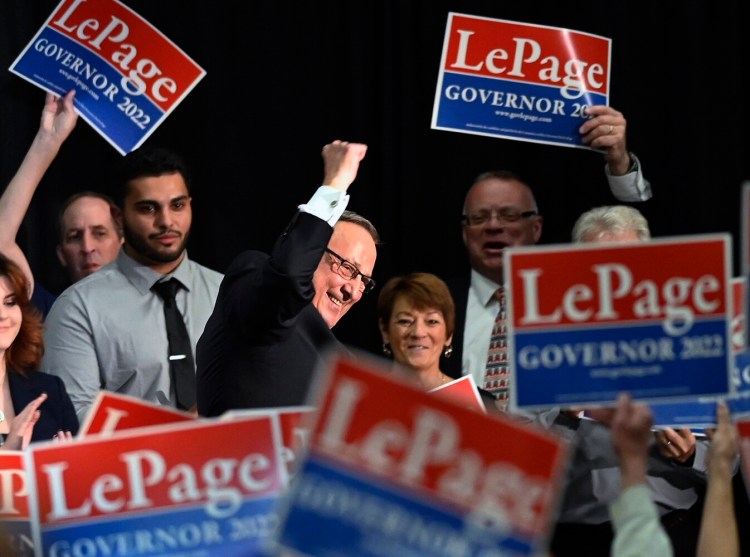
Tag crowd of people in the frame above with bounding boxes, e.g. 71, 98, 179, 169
0, 91, 747, 557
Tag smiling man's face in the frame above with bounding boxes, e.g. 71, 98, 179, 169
461, 177, 542, 284
312, 220, 377, 328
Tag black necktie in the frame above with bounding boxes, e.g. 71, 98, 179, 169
151, 278, 195, 410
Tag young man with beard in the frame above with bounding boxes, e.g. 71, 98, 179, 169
41, 147, 223, 422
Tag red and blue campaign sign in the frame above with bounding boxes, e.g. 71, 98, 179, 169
429, 375, 486, 413
505, 235, 733, 410
25, 416, 285, 557
432, 13, 610, 149
78, 391, 194, 436
647, 351, 750, 430
647, 277, 748, 429
0, 452, 33, 557
276, 352, 569, 557
9, 0, 206, 155
223, 406, 315, 481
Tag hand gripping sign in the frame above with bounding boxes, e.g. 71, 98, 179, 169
505, 234, 733, 411
432, 13, 611, 148
276, 351, 569, 557
10, 0, 206, 155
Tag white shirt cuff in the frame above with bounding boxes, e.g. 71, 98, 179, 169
298, 186, 350, 226
606, 153, 653, 202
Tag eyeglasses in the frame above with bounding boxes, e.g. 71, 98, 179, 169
325, 248, 376, 294
461, 208, 538, 227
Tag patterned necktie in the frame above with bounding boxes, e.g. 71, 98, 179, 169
152, 278, 196, 410
483, 287, 509, 411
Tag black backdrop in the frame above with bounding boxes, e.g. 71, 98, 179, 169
1, 0, 748, 353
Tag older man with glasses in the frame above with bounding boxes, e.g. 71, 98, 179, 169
445, 168, 650, 405
444, 104, 651, 397
196, 140, 380, 416
444, 170, 544, 396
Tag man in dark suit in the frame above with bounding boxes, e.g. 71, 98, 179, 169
196, 140, 380, 416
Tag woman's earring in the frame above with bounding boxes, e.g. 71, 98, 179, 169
443, 345, 453, 358
382, 343, 392, 356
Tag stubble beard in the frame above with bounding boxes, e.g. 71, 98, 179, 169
124, 227, 190, 264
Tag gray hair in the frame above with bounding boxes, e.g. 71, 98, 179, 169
572, 205, 650, 243
340, 210, 381, 245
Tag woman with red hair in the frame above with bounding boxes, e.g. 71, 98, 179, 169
0, 253, 77, 449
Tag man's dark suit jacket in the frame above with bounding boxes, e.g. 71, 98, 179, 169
196, 212, 343, 417
7, 369, 79, 443
443, 274, 470, 380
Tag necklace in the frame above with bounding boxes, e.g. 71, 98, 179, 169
440, 374, 450, 385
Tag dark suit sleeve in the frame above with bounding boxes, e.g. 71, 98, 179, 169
10, 371, 80, 443
444, 274, 470, 379
220, 212, 333, 340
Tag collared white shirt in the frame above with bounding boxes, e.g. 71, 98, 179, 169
298, 185, 350, 225
605, 153, 652, 201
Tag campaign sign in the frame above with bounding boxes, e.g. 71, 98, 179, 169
647, 351, 750, 429
506, 235, 732, 410
9, 0, 206, 155
429, 375, 487, 413
432, 13, 611, 149
648, 398, 719, 430
276, 353, 569, 557
0, 452, 34, 557
78, 391, 194, 436
732, 277, 747, 353
735, 350, 750, 393
223, 406, 315, 481
26, 416, 285, 557
729, 391, 750, 420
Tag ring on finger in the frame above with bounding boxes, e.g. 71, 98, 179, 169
608, 125, 614, 135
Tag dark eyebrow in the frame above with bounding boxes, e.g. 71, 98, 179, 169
133, 194, 189, 207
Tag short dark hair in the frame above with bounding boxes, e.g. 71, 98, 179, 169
57, 191, 123, 242
464, 170, 539, 214
114, 146, 191, 207
377, 272, 455, 338
472, 169, 527, 185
